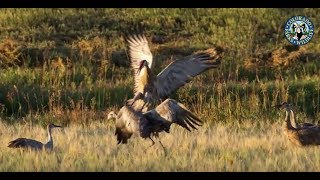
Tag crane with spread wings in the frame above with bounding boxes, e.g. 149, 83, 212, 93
125, 34, 223, 111
112, 98, 202, 154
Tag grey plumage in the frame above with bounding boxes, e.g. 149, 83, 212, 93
8, 124, 62, 151
298, 123, 316, 129
126, 34, 223, 111
8, 138, 44, 150
114, 98, 202, 152
277, 102, 320, 146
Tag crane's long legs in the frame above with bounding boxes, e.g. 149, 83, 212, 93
144, 137, 155, 153
144, 136, 168, 156
158, 137, 168, 156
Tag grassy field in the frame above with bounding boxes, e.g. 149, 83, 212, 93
1, 120, 320, 172
0, 8, 320, 172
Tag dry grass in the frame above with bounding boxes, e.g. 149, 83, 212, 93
0, 38, 22, 67
244, 45, 307, 69
1, 8, 320, 172
1, 119, 320, 172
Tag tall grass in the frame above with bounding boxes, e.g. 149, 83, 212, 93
1, 119, 319, 172
0, 8, 320, 172
0, 8, 319, 123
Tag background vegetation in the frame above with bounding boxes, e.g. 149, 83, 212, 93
0, 8, 319, 171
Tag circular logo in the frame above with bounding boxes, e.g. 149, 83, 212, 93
284, 15, 314, 46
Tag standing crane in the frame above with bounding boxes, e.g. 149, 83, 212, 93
8, 123, 62, 151
110, 98, 203, 154
125, 34, 223, 111
276, 102, 317, 129
277, 102, 320, 146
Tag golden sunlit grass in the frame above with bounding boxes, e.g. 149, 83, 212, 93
1, 119, 320, 172
1, 8, 320, 172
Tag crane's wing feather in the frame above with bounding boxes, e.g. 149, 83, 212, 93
299, 122, 316, 129
297, 127, 320, 145
143, 99, 203, 132
154, 48, 222, 100
126, 34, 153, 95
8, 138, 43, 149
301, 123, 315, 127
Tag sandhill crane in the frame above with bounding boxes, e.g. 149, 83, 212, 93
277, 102, 317, 129
8, 123, 62, 151
277, 102, 320, 146
125, 34, 223, 111
112, 98, 202, 154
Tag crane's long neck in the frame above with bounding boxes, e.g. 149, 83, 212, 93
139, 67, 152, 92
45, 127, 53, 149
289, 109, 298, 128
285, 109, 297, 131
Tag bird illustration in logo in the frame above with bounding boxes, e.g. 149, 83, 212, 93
291, 22, 307, 41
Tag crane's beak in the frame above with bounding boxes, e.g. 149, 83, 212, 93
54, 125, 63, 128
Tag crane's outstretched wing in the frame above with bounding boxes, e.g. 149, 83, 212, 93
126, 34, 154, 95
143, 99, 203, 132
8, 138, 43, 150
154, 48, 222, 100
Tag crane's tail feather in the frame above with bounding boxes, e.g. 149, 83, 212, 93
8, 139, 26, 148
